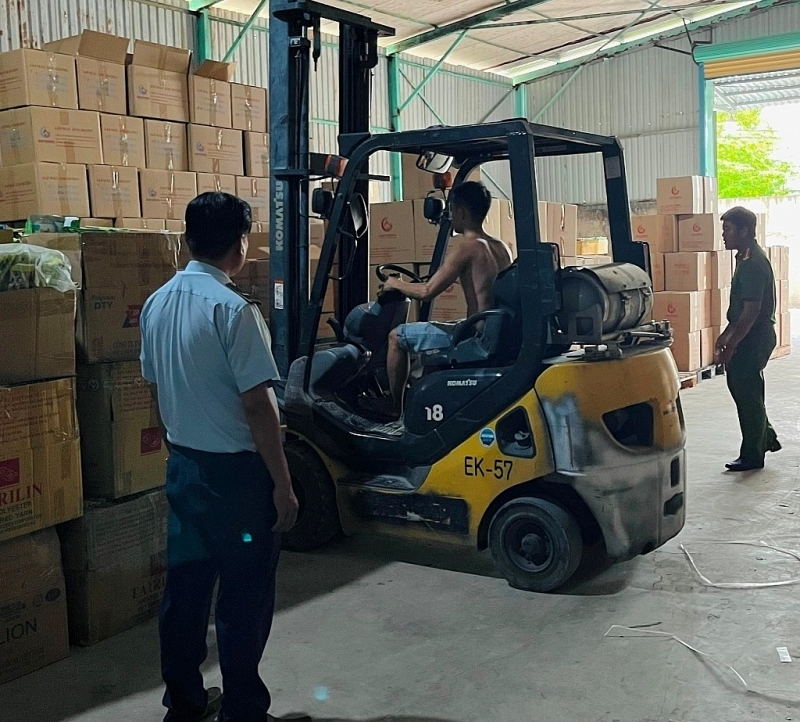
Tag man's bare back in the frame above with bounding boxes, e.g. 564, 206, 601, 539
454, 232, 514, 318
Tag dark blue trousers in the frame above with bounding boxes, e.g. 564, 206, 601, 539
160, 444, 280, 722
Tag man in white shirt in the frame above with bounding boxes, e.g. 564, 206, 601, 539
140, 192, 299, 722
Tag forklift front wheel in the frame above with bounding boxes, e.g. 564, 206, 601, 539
282, 440, 341, 552
488, 497, 582, 593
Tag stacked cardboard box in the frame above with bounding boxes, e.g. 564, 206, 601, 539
769, 245, 792, 356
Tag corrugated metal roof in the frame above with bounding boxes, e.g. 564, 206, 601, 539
714, 67, 800, 109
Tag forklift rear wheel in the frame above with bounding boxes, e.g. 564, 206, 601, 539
488, 497, 583, 593
282, 440, 341, 552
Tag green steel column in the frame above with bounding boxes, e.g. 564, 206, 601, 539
699, 65, 717, 177
222, 0, 269, 62
388, 54, 402, 201
514, 83, 527, 119
197, 8, 212, 63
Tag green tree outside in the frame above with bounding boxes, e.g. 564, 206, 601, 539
716, 108, 793, 198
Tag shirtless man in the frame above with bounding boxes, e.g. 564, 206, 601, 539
380, 181, 513, 417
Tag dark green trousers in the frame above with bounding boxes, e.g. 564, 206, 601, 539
726, 324, 778, 462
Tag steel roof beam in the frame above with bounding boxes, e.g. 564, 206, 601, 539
189, 0, 224, 11
512, 0, 787, 85
386, 0, 553, 56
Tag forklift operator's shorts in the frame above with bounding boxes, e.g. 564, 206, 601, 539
395, 321, 458, 354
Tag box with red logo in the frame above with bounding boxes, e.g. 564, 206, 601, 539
369, 201, 416, 264
631, 214, 679, 254
0, 379, 83, 544
678, 213, 723, 252
0, 529, 70, 684
76, 361, 166, 500
656, 176, 706, 215
59, 488, 168, 645
652, 291, 705, 332
77, 232, 178, 363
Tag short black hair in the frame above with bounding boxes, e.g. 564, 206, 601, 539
185, 192, 252, 261
449, 181, 492, 224
721, 206, 757, 239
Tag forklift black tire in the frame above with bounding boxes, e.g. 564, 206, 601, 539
488, 497, 583, 593
282, 440, 341, 552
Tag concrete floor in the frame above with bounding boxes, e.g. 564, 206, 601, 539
4, 325, 800, 722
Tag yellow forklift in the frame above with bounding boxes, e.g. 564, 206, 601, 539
269, 1, 686, 592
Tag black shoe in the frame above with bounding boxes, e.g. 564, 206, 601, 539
768, 439, 782, 453
725, 458, 764, 471
201, 688, 223, 720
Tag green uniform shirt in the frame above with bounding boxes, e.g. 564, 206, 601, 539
728, 243, 776, 330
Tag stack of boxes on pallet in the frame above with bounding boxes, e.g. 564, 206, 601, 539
633, 177, 790, 373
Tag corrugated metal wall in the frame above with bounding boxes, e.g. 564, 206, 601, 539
525, 2, 800, 204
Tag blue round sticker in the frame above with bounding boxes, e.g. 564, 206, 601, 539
479, 428, 495, 447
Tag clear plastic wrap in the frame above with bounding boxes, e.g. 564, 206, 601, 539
0, 243, 76, 293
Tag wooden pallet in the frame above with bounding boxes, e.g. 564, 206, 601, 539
771, 345, 792, 360
679, 364, 725, 390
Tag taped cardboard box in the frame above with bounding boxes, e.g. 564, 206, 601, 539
546, 203, 578, 257
653, 291, 705, 332
0, 107, 103, 165
780, 313, 791, 347
370, 201, 415, 264
114, 217, 166, 230
144, 119, 188, 171
100, 114, 146, 168
710, 250, 733, 289
656, 176, 705, 215
413, 198, 441, 261
631, 214, 679, 254
165, 219, 184, 233
650, 251, 665, 292
0, 378, 83, 543
0, 287, 76, 386
401, 153, 434, 200
189, 60, 234, 128
496, 199, 518, 258
244, 131, 269, 177
231, 83, 267, 133
0, 162, 90, 222
710, 287, 731, 328
60, 488, 168, 646
88, 165, 140, 219
44, 31, 129, 115
780, 279, 789, 314
678, 213, 723, 252
77, 362, 166, 500
0, 48, 78, 111
0, 529, 69, 684
139, 169, 197, 220
127, 40, 191, 123
700, 327, 716, 367
665, 252, 711, 292
196, 172, 236, 195
189, 125, 243, 176
77, 232, 178, 363
235, 176, 269, 224
671, 331, 702, 372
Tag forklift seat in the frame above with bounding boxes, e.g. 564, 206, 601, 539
424, 261, 522, 369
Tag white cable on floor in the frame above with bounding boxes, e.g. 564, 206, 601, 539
680, 540, 800, 589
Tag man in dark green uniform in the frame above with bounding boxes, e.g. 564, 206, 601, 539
714, 206, 781, 472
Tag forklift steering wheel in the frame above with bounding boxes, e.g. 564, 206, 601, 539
376, 264, 423, 283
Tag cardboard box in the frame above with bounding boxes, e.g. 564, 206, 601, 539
547, 203, 578, 257
704, 177, 718, 213
0, 107, 103, 165
188, 125, 243, 176
77, 232, 178, 363
80, 218, 113, 227
780, 279, 789, 314
189, 60, 234, 128
139, 169, 197, 220
678, 214, 723, 252
114, 217, 166, 230
0, 288, 76, 386
60, 488, 168, 646
77, 362, 166, 499
235, 176, 269, 224
127, 40, 191, 123
402, 153, 437, 200
23, 232, 83, 287
671, 330, 702, 372
233, 257, 270, 316
0, 48, 78, 111
165, 219, 184, 233
0, 378, 83, 542
100, 114, 146, 168
244, 131, 269, 177
44, 31, 129, 115
196, 172, 236, 195
665, 252, 711, 292
577, 238, 609, 256
656, 176, 705, 215
88, 165, 140, 218
699, 327, 716, 367
0, 162, 89, 222
535, 201, 548, 243
650, 251, 665, 292
755, 214, 767, 247
710, 250, 733, 289
144, 120, 188, 171
0, 529, 69, 684
231, 83, 267, 133
708, 287, 729, 329
781, 246, 789, 281
413, 198, 441, 261
497, 199, 518, 258
780, 313, 791, 347
631, 214, 679, 254
653, 291, 705, 332
370, 201, 416, 264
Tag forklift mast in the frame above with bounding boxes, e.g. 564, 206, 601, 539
268, 0, 393, 376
